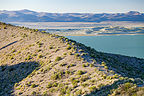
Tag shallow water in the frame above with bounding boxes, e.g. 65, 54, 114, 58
66, 35, 144, 59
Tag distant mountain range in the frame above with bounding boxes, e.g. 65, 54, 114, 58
0, 9, 144, 22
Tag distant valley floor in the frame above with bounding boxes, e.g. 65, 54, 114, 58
8, 21, 144, 36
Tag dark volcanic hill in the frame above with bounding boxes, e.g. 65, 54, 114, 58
0, 9, 144, 22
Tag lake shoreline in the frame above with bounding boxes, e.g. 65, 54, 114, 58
62, 33, 144, 36
66, 35, 144, 59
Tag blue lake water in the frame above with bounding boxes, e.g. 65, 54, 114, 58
66, 35, 144, 59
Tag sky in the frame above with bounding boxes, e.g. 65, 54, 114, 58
0, 0, 144, 13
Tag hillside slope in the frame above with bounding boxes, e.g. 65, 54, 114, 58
0, 22, 144, 96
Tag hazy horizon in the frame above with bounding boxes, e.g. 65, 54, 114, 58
0, 0, 144, 13
0, 9, 144, 14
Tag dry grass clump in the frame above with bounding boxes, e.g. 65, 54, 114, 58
55, 56, 62, 61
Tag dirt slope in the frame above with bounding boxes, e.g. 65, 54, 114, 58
0, 22, 144, 96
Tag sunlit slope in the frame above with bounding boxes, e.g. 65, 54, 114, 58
0, 22, 144, 96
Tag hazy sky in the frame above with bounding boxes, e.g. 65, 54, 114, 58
0, 0, 144, 13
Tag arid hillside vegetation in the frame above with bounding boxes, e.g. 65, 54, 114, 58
0, 22, 144, 96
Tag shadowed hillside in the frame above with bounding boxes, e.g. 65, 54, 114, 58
0, 62, 39, 95
0, 22, 144, 96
